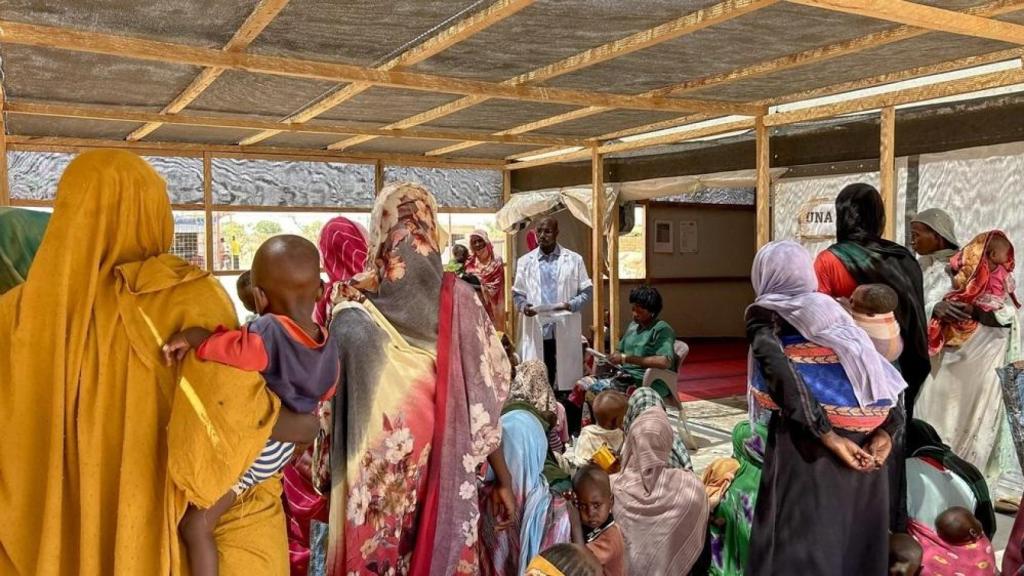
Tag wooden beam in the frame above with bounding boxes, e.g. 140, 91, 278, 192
430, 107, 621, 156
505, 118, 756, 169
660, 0, 1024, 97
591, 147, 605, 354
787, 0, 1024, 44
879, 106, 896, 240
763, 67, 1024, 125
374, 160, 384, 195
762, 46, 1024, 107
5, 100, 586, 147
128, 0, 292, 141
425, 141, 484, 157
326, 0, 775, 151
5, 136, 506, 169
755, 116, 771, 248
240, 0, 537, 146
0, 21, 759, 116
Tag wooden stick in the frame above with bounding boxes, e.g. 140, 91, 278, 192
203, 152, 215, 272
0, 81, 8, 207
240, 0, 537, 146
879, 106, 897, 241
326, 0, 774, 151
129, 0, 292, 141
5, 136, 505, 168
6, 100, 584, 148
755, 116, 771, 248
591, 147, 605, 354
0, 21, 762, 116
787, 0, 1024, 44
608, 198, 620, 350
374, 160, 384, 195
763, 68, 1024, 126
502, 169, 515, 338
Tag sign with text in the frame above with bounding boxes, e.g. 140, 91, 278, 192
798, 197, 836, 241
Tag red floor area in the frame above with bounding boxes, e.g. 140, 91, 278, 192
677, 338, 748, 401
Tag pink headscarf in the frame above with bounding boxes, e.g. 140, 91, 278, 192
314, 216, 369, 326
613, 408, 708, 574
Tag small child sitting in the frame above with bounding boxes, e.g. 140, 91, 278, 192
163, 235, 339, 576
928, 230, 1019, 355
910, 506, 996, 576
567, 466, 626, 576
570, 391, 627, 469
888, 533, 923, 576
849, 283, 903, 362
235, 270, 258, 323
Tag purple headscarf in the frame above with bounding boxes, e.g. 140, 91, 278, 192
749, 240, 907, 407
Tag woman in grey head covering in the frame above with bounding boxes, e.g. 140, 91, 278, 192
910, 208, 960, 321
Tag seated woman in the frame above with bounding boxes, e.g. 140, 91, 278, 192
479, 359, 573, 576
612, 401, 708, 574
746, 241, 907, 576
574, 286, 678, 422
706, 421, 768, 576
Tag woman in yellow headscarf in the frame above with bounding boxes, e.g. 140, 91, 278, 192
0, 150, 310, 575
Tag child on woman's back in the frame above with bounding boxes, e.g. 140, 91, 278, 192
163, 235, 339, 576
849, 283, 903, 362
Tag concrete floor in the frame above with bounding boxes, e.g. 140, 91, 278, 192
682, 396, 1019, 564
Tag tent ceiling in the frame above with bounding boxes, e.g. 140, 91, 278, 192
2, 0, 1023, 167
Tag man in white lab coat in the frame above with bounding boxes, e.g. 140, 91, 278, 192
513, 217, 592, 434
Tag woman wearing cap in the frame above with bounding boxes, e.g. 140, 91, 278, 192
909, 208, 962, 324
913, 208, 1022, 490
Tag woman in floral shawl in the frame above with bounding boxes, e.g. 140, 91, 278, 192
324, 182, 513, 576
466, 229, 506, 331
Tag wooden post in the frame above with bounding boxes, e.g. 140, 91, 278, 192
755, 116, 771, 248
608, 199, 620, 352
374, 160, 384, 195
591, 146, 605, 353
0, 88, 9, 207
203, 152, 215, 272
880, 106, 897, 240
502, 169, 515, 338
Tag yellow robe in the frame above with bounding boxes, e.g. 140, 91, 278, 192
0, 150, 285, 575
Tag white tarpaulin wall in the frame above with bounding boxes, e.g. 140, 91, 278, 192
772, 163, 907, 257
497, 168, 784, 232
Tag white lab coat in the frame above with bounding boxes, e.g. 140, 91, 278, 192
513, 246, 592, 391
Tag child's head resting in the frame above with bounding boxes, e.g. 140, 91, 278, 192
250, 235, 323, 319
888, 533, 922, 576
987, 234, 1013, 268
851, 283, 899, 316
592, 391, 627, 431
527, 543, 600, 576
236, 270, 256, 314
452, 244, 469, 265
572, 465, 613, 531
936, 506, 983, 546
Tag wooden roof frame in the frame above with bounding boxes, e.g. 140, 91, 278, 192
0, 0, 1022, 173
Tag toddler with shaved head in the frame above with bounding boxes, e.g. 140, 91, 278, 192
163, 234, 339, 576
